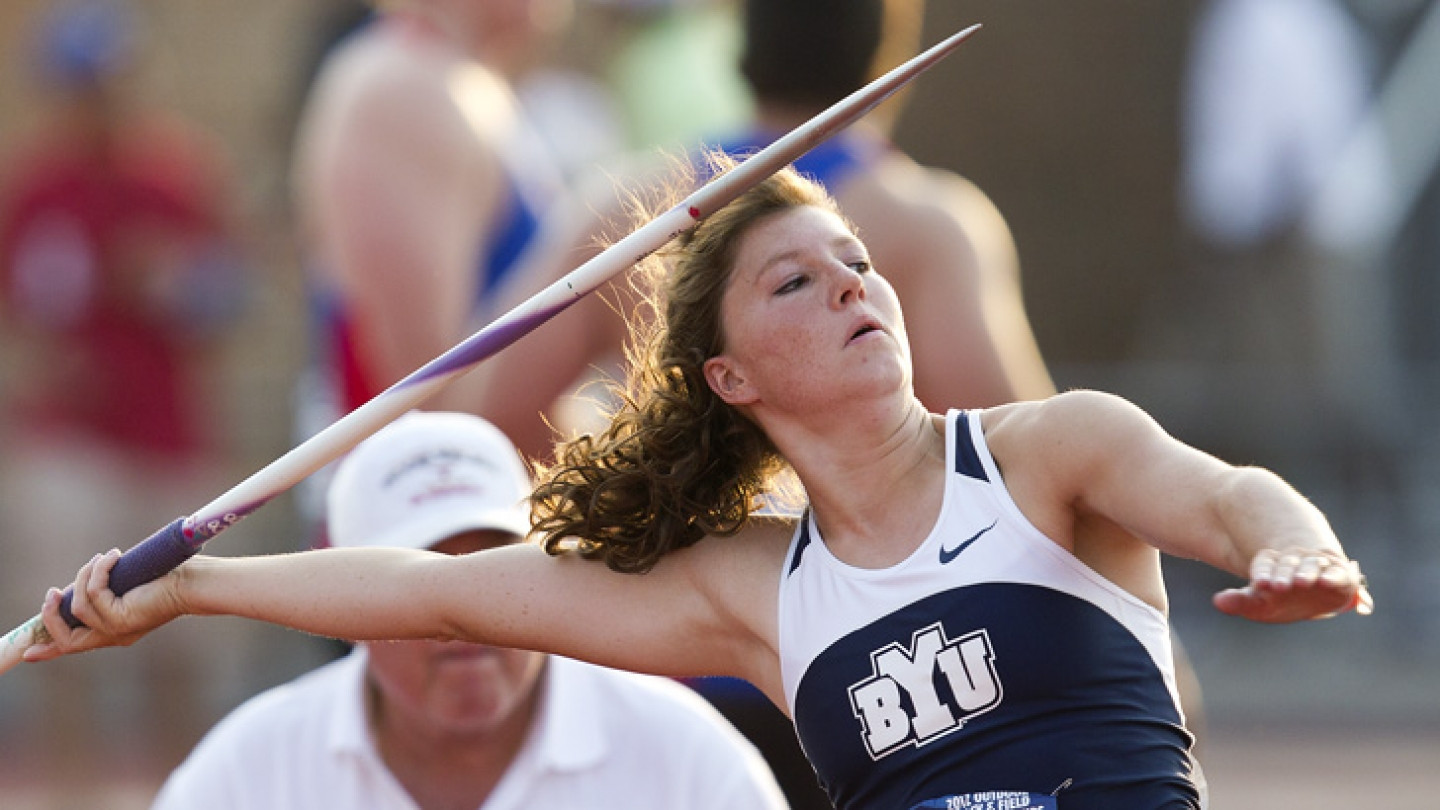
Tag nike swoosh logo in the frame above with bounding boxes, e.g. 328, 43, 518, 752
939, 519, 998, 564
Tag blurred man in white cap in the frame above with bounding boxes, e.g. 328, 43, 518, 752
150, 411, 789, 810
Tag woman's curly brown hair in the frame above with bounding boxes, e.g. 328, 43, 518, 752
529, 151, 841, 573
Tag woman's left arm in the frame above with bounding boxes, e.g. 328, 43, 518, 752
998, 390, 1372, 623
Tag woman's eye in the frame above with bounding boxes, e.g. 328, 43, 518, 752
849, 260, 872, 274
776, 275, 806, 294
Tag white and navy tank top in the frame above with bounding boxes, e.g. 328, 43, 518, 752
778, 410, 1203, 809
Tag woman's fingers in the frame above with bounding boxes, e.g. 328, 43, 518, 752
1211, 584, 1258, 617
26, 549, 133, 662
66, 553, 101, 628
1355, 583, 1375, 616
1293, 554, 1324, 587
1324, 561, 1374, 616
23, 589, 69, 662
83, 549, 123, 630
1251, 548, 1352, 590
1221, 547, 1372, 622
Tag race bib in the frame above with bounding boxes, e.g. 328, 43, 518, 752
910, 792, 1057, 810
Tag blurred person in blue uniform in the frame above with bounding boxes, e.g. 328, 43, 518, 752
289, 0, 585, 539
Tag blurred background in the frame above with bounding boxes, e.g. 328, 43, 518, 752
0, 0, 1436, 807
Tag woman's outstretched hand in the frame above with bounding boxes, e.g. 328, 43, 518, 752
22, 549, 187, 663
1213, 547, 1373, 623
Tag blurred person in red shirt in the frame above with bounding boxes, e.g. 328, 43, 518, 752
0, 1, 243, 458
0, 0, 249, 795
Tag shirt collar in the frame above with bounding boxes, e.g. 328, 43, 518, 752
524, 656, 608, 773
327, 647, 383, 763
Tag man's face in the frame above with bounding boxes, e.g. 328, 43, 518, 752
364, 530, 546, 738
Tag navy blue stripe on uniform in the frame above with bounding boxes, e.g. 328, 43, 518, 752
954, 411, 989, 482
787, 510, 813, 577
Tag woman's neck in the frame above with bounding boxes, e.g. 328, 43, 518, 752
778, 401, 946, 567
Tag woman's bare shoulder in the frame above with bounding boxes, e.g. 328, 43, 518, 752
686, 514, 798, 571
981, 390, 1138, 433
979, 391, 1161, 494
667, 516, 796, 599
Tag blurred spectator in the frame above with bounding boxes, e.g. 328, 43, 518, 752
150, 411, 788, 810
1337, 0, 1440, 390
1155, 0, 1393, 372
1182, 0, 1388, 252
0, 0, 246, 459
578, 0, 752, 153
0, 0, 249, 799
508, 4, 629, 181
288, 0, 580, 535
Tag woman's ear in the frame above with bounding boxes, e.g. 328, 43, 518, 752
704, 355, 757, 405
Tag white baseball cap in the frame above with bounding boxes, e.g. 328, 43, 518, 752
326, 411, 532, 551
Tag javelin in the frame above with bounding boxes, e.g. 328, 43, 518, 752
0, 23, 982, 675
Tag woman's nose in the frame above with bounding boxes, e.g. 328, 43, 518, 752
835, 263, 866, 307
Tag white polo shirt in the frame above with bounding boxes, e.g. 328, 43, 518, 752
151, 649, 789, 809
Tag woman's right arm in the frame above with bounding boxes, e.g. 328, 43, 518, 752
24, 547, 477, 662
24, 532, 783, 683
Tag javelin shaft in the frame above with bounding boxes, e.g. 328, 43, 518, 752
0, 23, 981, 674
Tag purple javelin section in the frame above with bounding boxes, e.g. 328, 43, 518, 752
56, 498, 266, 628
59, 516, 193, 627
402, 300, 574, 387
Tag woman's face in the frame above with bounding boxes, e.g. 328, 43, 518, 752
704, 204, 912, 418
